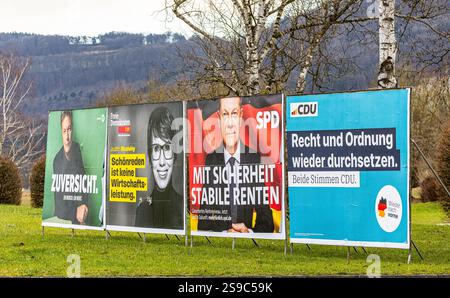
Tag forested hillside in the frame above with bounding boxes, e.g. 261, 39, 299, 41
0, 32, 187, 114
0, 20, 447, 116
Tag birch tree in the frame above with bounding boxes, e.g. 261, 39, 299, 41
378, 0, 397, 88
0, 52, 45, 170
167, 0, 373, 95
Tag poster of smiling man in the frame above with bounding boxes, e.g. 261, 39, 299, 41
42, 108, 107, 230
188, 94, 285, 240
106, 102, 185, 235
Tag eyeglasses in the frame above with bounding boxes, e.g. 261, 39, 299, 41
151, 143, 173, 161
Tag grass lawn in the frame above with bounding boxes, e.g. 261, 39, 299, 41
0, 198, 449, 277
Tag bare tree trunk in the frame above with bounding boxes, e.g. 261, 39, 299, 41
378, 0, 397, 88
0, 52, 44, 170
247, 46, 261, 96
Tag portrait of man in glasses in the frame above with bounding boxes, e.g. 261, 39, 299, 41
135, 106, 183, 229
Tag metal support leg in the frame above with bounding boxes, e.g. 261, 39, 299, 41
232, 238, 236, 250
185, 235, 188, 247
190, 235, 193, 248
353, 246, 359, 254
42, 226, 45, 237
251, 239, 259, 248
284, 239, 287, 256
290, 243, 293, 255
175, 235, 180, 241
165, 234, 170, 240
143, 233, 147, 243
361, 247, 368, 255
205, 237, 212, 245
71, 229, 75, 238
306, 244, 311, 250
347, 247, 351, 264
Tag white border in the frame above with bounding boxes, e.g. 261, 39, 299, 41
191, 230, 285, 240
406, 88, 411, 249
106, 225, 184, 235
42, 222, 105, 231
101, 114, 108, 228
183, 101, 188, 237
287, 89, 411, 250
280, 93, 286, 239
290, 238, 409, 249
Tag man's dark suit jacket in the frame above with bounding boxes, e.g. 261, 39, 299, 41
197, 144, 274, 233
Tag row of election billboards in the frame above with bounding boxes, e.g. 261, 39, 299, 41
42, 89, 410, 249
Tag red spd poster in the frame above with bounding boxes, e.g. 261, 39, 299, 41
188, 94, 285, 239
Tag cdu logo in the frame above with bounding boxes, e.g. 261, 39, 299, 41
290, 102, 318, 117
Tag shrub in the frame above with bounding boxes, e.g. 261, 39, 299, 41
0, 156, 22, 205
410, 77, 450, 186
435, 120, 450, 217
30, 155, 46, 208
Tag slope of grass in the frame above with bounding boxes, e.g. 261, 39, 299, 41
0, 202, 448, 277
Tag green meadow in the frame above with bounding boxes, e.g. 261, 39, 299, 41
0, 201, 448, 276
